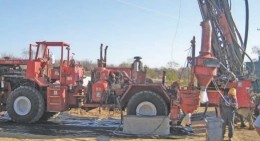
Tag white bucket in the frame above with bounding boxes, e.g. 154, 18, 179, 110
199, 89, 208, 103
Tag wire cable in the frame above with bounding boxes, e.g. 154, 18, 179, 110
170, 0, 182, 62
115, 0, 180, 20
212, 79, 229, 104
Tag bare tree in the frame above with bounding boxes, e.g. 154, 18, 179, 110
118, 62, 131, 67
252, 46, 260, 56
118, 58, 133, 67
0, 53, 16, 59
21, 48, 36, 59
80, 59, 97, 71
167, 61, 179, 69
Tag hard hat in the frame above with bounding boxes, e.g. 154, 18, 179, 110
228, 88, 236, 96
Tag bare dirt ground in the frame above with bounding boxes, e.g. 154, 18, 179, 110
0, 107, 258, 141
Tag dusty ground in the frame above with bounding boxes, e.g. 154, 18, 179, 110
0, 107, 258, 141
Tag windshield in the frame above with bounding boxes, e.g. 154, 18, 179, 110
37, 44, 46, 59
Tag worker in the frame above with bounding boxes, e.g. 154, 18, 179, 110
62, 60, 69, 73
171, 81, 181, 102
108, 71, 116, 85
255, 106, 260, 135
220, 88, 238, 141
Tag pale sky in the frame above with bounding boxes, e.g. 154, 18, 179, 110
0, 0, 259, 68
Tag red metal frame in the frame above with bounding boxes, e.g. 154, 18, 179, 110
229, 80, 255, 108
0, 59, 27, 65
23, 41, 85, 112
194, 20, 217, 89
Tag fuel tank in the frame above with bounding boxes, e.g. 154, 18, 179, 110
92, 80, 108, 102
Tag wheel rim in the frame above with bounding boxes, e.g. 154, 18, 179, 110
14, 96, 32, 116
136, 101, 157, 116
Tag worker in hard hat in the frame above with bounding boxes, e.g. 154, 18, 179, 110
220, 88, 238, 141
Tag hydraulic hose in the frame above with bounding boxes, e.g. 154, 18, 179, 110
242, 0, 249, 60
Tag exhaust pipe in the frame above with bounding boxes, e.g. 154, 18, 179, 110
104, 46, 108, 67
98, 44, 103, 67
100, 44, 103, 61
162, 71, 166, 85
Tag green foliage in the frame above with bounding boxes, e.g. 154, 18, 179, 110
163, 68, 179, 85
178, 67, 191, 86
119, 62, 131, 67
118, 58, 133, 67
146, 67, 159, 79
146, 66, 190, 86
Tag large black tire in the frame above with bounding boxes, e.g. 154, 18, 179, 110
127, 91, 168, 116
6, 86, 45, 123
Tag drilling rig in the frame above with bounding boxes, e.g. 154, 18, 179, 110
0, 0, 256, 127
195, 0, 255, 117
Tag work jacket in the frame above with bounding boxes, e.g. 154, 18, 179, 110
220, 95, 238, 114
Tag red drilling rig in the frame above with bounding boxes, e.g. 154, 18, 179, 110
0, 0, 255, 126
